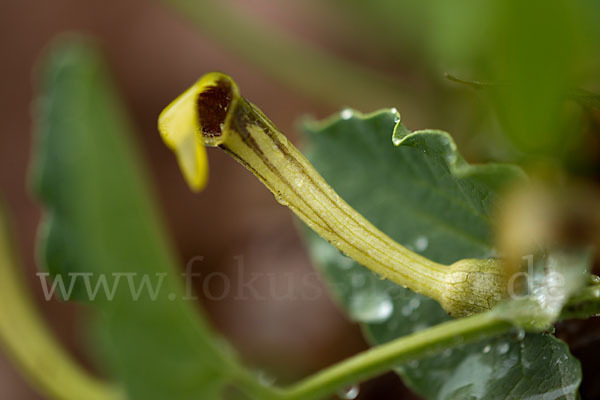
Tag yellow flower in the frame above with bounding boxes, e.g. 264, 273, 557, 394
158, 73, 231, 191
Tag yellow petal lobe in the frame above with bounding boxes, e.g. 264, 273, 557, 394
158, 80, 208, 191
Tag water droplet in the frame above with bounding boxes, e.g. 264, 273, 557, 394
593, 287, 600, 297
349, 291, 393, 323
256, 370, 276, 386
515, 329, 526, 341
401, 297, 421, 317
414, 236, 429, 252
482, 345, 491, 354
590, 275, 600, 283
275, 194, 289, 206
445, 152, 457, 165
392, 135, 402, 146
409, 298, 420, 309
313, 240, 340, 265
340, 109, 353, 120
497, 342, 510, 355
390, 108, 400, 123
338, 385, 360, 399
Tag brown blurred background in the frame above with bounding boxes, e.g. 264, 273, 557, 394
0, 0, 421, 398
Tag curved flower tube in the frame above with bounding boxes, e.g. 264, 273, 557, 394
158, 72, 507, 317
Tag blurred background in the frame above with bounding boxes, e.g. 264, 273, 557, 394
1, 0, 599, 399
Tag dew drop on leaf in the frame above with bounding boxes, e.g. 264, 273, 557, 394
409, 298, 420, 309
497, 342, 510, 355
414, 236, 429, 252
338, 385, 360, 399
445, 152, 457, 165
340, 109, 353, 120
392, 109, 400, 123
313, 240, 340, 265
401, 297, 421, 317
255, 370, 276, 386
349, 291, 393, 323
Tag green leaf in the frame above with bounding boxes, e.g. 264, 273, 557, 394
401, 333, 581, 400
301, 109, 581, 399
31, 36, 239, 400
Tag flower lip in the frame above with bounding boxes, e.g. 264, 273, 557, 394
197, 77, 234, 138
194, 72, 241, 147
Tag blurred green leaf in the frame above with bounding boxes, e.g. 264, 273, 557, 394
336, 0, 497, 72
31, 36, 239, 400
0, 203, 122, 400
486, 0, 582, 156
301, 110, 582, 399
339, 0, 599, 160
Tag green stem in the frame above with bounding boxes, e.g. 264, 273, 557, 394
264, 289, 600, 400
161, 0, 423, 113
281, 312, 511, 400
0, 204, 124, 400
233, 311, 512, 400
231, 285, 600, 400
231, 368, 286, 400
